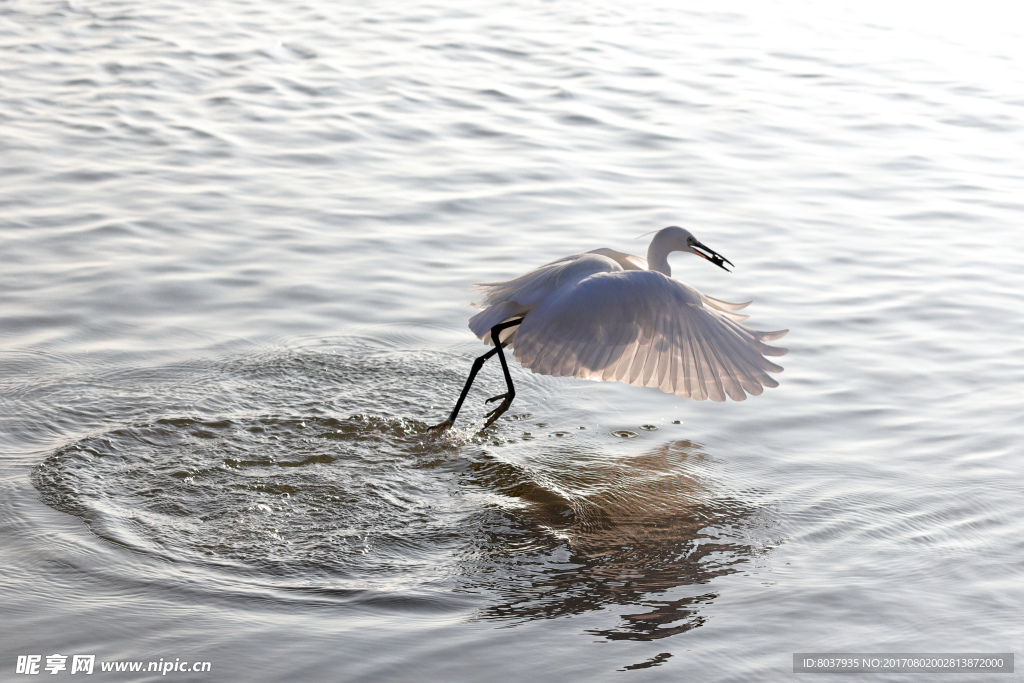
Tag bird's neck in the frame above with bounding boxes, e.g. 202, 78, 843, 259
646, 236, 673, 276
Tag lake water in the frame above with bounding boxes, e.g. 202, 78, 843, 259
2, 0, 1023, 680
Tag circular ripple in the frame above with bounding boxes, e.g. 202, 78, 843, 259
26, 336, 494, 591
32, 414, 464, 583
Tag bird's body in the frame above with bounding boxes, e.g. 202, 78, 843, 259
429, 227, 787, 432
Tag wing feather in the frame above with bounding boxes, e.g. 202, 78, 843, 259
703, 295, 751, 311
511, 269, 787, 401
692, 319, 726, 401
611, 338, 640, 383
664, 309, 681, 395
708, 318, 761, 399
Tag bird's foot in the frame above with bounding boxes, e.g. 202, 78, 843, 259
426, 418, 453, 436
482, 393, 514, 430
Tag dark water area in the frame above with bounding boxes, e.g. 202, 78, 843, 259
2, 0, 1023, 680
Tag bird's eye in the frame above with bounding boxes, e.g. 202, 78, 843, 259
687, 237, 694, 244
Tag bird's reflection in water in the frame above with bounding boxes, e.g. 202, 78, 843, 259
465, 439, 767, 641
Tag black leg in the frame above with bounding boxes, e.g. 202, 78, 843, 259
427, 346, 498, 433
428, 318, 523, 433
481, 323, 518, 429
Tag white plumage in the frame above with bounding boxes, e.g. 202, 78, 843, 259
467, 227, 787, 402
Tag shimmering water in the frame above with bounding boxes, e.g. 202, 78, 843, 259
3, 0, 1023, 679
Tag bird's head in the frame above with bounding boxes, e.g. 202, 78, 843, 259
658, 226, 734, 272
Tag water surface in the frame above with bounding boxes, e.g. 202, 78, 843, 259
2, 0, 1023, 679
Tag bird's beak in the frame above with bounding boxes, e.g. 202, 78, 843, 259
692, 241, 735, 272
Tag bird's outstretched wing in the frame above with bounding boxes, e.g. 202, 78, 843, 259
511, 270, 787, 401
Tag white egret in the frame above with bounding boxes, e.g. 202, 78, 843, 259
429, 226, 787, 432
